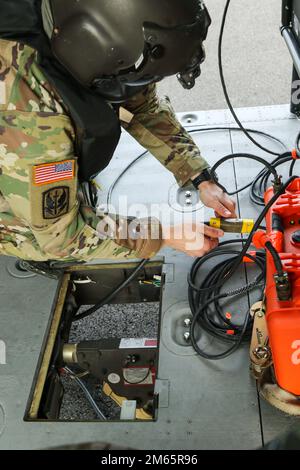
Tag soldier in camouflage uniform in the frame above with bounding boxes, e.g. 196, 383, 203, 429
0, 1, 235, 263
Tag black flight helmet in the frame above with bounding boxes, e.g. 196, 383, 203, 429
42, 0, 211, 102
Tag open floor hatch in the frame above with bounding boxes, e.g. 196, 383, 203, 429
25, 260, 164, 423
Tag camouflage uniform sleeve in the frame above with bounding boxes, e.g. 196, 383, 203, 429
82, 208, 162, 260
121, 84, 209, 187
0, 40, 162, 262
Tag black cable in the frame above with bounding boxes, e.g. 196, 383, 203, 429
106, 150, 148, 208
265, 241, 284, 276
290, 158, 297, 177
188, 176, 297, 297
210, 153, 280, 195
189, 176, 298, 359
220, 151, 296, 205
189, 241, 265, 360
218, 0, 279, 157
250, 152, 293, 206
72, 259, 148, 322
296, 129, 300, 156
287, 130, 300, 177
106, 127, 287, 207
188, 127, 287, 152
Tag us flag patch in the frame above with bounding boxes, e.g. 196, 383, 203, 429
33, 160, 75, 186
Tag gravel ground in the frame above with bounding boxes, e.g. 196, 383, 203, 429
69, 302, 160, 342
59, 303, 160, 421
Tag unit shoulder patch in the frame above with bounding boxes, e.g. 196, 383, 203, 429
43, 186, 69, 220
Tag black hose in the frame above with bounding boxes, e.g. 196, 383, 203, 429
265, 241, 284, 276
72, 259, 148, 322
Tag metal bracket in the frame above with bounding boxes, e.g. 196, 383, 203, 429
250, 301, 273, 380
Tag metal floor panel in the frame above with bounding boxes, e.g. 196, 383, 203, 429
0, 105, 299, 450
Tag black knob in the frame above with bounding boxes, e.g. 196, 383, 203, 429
151, 45, 165, 59
292, 230, 300, 244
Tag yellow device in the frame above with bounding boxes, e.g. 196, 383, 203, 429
207, 218, 255, 234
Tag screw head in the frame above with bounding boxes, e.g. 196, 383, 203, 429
183, 318, 192, 327
183, 332, 191, 342
253, 347, 270, 360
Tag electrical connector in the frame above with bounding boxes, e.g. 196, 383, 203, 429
272, 175, 283, 193
274, 272, 291, 301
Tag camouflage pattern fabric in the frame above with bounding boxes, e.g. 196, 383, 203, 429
123, 84, 209, 187
0, 39, 207, 262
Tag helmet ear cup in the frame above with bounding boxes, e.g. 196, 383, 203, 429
44, 0, 211, 99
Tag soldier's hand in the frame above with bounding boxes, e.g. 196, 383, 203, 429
198, 181, 237, 218
161, 223, 224, 258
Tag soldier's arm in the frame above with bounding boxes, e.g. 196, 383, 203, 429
121, 84, 209, 187
0, 195, 163, 262
79, 207, 163, 260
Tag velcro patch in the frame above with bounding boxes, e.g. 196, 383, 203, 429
43, 186, 69, 220
33, 159, 75, 186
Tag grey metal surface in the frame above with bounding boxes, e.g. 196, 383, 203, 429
0, 104, 299, 449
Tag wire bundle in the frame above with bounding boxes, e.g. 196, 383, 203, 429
188, 177, 297, 359
188, 240, 266, 360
